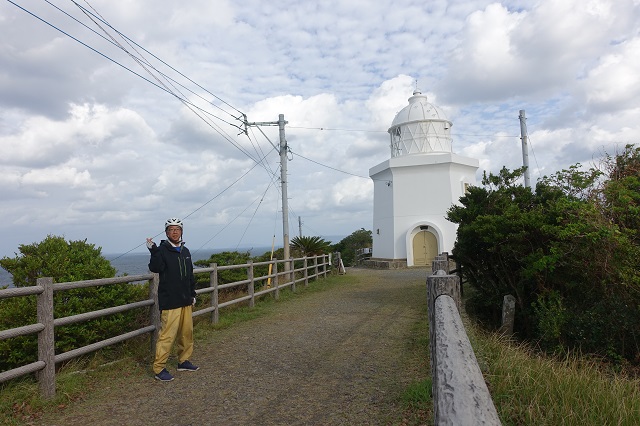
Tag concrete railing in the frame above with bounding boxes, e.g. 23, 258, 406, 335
427, 254, 502, 425
0, 255, 330, 399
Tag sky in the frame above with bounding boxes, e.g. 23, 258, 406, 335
1, 0, 639, 259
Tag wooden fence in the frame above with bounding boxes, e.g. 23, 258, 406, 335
354, 247, 372, 265
0, 255, 329, 399
427, 254, 502, 425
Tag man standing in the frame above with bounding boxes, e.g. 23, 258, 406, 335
147, 217, 199, 381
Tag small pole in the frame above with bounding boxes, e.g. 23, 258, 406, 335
519, 110, 531, 188
248, 261, 255, 308
150, 273, 161, 355
36, 277, 55, 399
211, 264, 219, 324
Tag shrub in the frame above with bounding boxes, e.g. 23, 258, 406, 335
331, 228, 372, 266
0, 236, 148, 372
448, 146, 640, 362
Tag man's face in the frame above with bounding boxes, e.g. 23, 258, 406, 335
166, 226, 182, 244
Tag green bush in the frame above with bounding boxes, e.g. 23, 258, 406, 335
194, 250, 252, 286
331, 228, 372, 266
0, 236, 148, 372
448, 146, 640, 362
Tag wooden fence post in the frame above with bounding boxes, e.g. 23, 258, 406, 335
273, 261, 279, 300
149, 273, 160, 357
36, 277, 55, 399
303, 257, 309, 286
432, 256, 449, 275
248, 261, 255, 308
290, 258, 296, 292
322, 254, 328, 278
314, 255, 319, 278
211, 263, 219, 324
500, 295, 516, 336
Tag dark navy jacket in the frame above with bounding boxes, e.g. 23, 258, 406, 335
148, 240, 196, 311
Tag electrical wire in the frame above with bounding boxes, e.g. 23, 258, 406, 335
18, 1, 287, 261
70, 1, 259, 162
192, 190, 264, 256
290, 151, 369, 179
10, 1, 530, 260
12, 0, 260, 165
289, 150, 395, 186
12, 0, 288, 258
289, 125, 521, 139
77, 0, 245, 118
110, 158, 266, 261
288, 126, 386, 133
234, 180, 278, 250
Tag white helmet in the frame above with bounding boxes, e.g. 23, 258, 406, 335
165, 217, 183, 230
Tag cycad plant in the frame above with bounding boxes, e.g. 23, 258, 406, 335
290, 236, 332, 256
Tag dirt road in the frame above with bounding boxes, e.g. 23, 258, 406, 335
38, 268, 430, 426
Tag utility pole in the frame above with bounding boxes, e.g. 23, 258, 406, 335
246, 114, 291, 278
278, 114, 291, 268
298, 216, 302, 238
519, 110, 531, 189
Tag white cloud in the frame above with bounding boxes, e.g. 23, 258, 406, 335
0, 0, 639, 261
22, 166, 92, 187
332, 176, 373, 206
583, 38, 640, 112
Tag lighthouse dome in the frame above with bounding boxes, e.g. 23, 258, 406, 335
388, 89, 453, 157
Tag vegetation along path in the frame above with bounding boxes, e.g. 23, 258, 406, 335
38, 268, 431, 426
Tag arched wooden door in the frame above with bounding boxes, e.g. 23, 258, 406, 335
413, 230, 438, 266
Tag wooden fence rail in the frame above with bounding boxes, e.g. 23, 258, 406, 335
0, 255, 329, 399
427, 254, 502, 426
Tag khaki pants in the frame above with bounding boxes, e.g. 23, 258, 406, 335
153, 305, 193, 374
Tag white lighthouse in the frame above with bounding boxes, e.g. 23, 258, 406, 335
368, 89, 479, 268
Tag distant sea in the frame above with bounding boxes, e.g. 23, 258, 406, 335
0, 246, 273, 288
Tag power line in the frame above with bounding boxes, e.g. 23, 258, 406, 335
290, 151, 369, 179
234, 180, 278, 250
11, 0, 260, 163
74, 0, 245, 118
289, 150, 394, 186
289, 125, 520, 139
192, 183, 272, 255
111, 158, 266, 260
69, 1, 257, 160
289, 126, 387, 133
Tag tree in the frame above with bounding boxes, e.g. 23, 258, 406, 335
448, 149, 640, 362
1, 235, 116, 287
331, 228, 372, 266
600, 144, 640, 244
0, 235, 147, 371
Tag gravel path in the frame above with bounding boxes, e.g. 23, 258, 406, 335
38, 267, 430, 426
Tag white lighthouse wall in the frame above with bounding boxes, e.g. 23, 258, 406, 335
370, 167, 396, 259
370, 152, 478, 265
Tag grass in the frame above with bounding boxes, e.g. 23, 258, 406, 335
0, 352, 149, 425
397, 295, 432, 425
468, 324, 640, 425
394, 285, 640, 426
